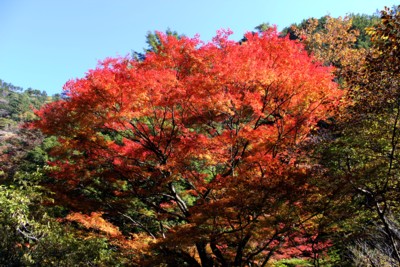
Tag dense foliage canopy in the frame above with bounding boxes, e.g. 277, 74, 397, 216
32, 29, 341, 266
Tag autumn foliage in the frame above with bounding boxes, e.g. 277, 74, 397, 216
290, 16, 368, 88
33, 29, 341, 266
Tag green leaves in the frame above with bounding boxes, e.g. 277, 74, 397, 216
311, 5, 400, 265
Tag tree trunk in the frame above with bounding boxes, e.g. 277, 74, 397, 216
196, 242, 214, 267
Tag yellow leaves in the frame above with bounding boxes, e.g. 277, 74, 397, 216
365, 27, 376, 36
294, 16, 363, 68
293, 16, 369, 90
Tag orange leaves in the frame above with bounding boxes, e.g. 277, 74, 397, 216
66, 212, 122, 237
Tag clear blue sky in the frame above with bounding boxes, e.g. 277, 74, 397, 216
0, 0, 398, 95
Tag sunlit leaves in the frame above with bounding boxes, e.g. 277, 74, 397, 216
33, 29, 342, 266
291, 16, 367, 88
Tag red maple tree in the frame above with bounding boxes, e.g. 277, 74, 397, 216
33, 28, 341, 266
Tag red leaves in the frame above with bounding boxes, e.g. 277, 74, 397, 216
32, 29, 343, 264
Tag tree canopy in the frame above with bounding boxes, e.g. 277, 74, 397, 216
32, 29, 341, 266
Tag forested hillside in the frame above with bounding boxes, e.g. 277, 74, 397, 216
2, 6, 400, 267
0, 81, 49, 181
